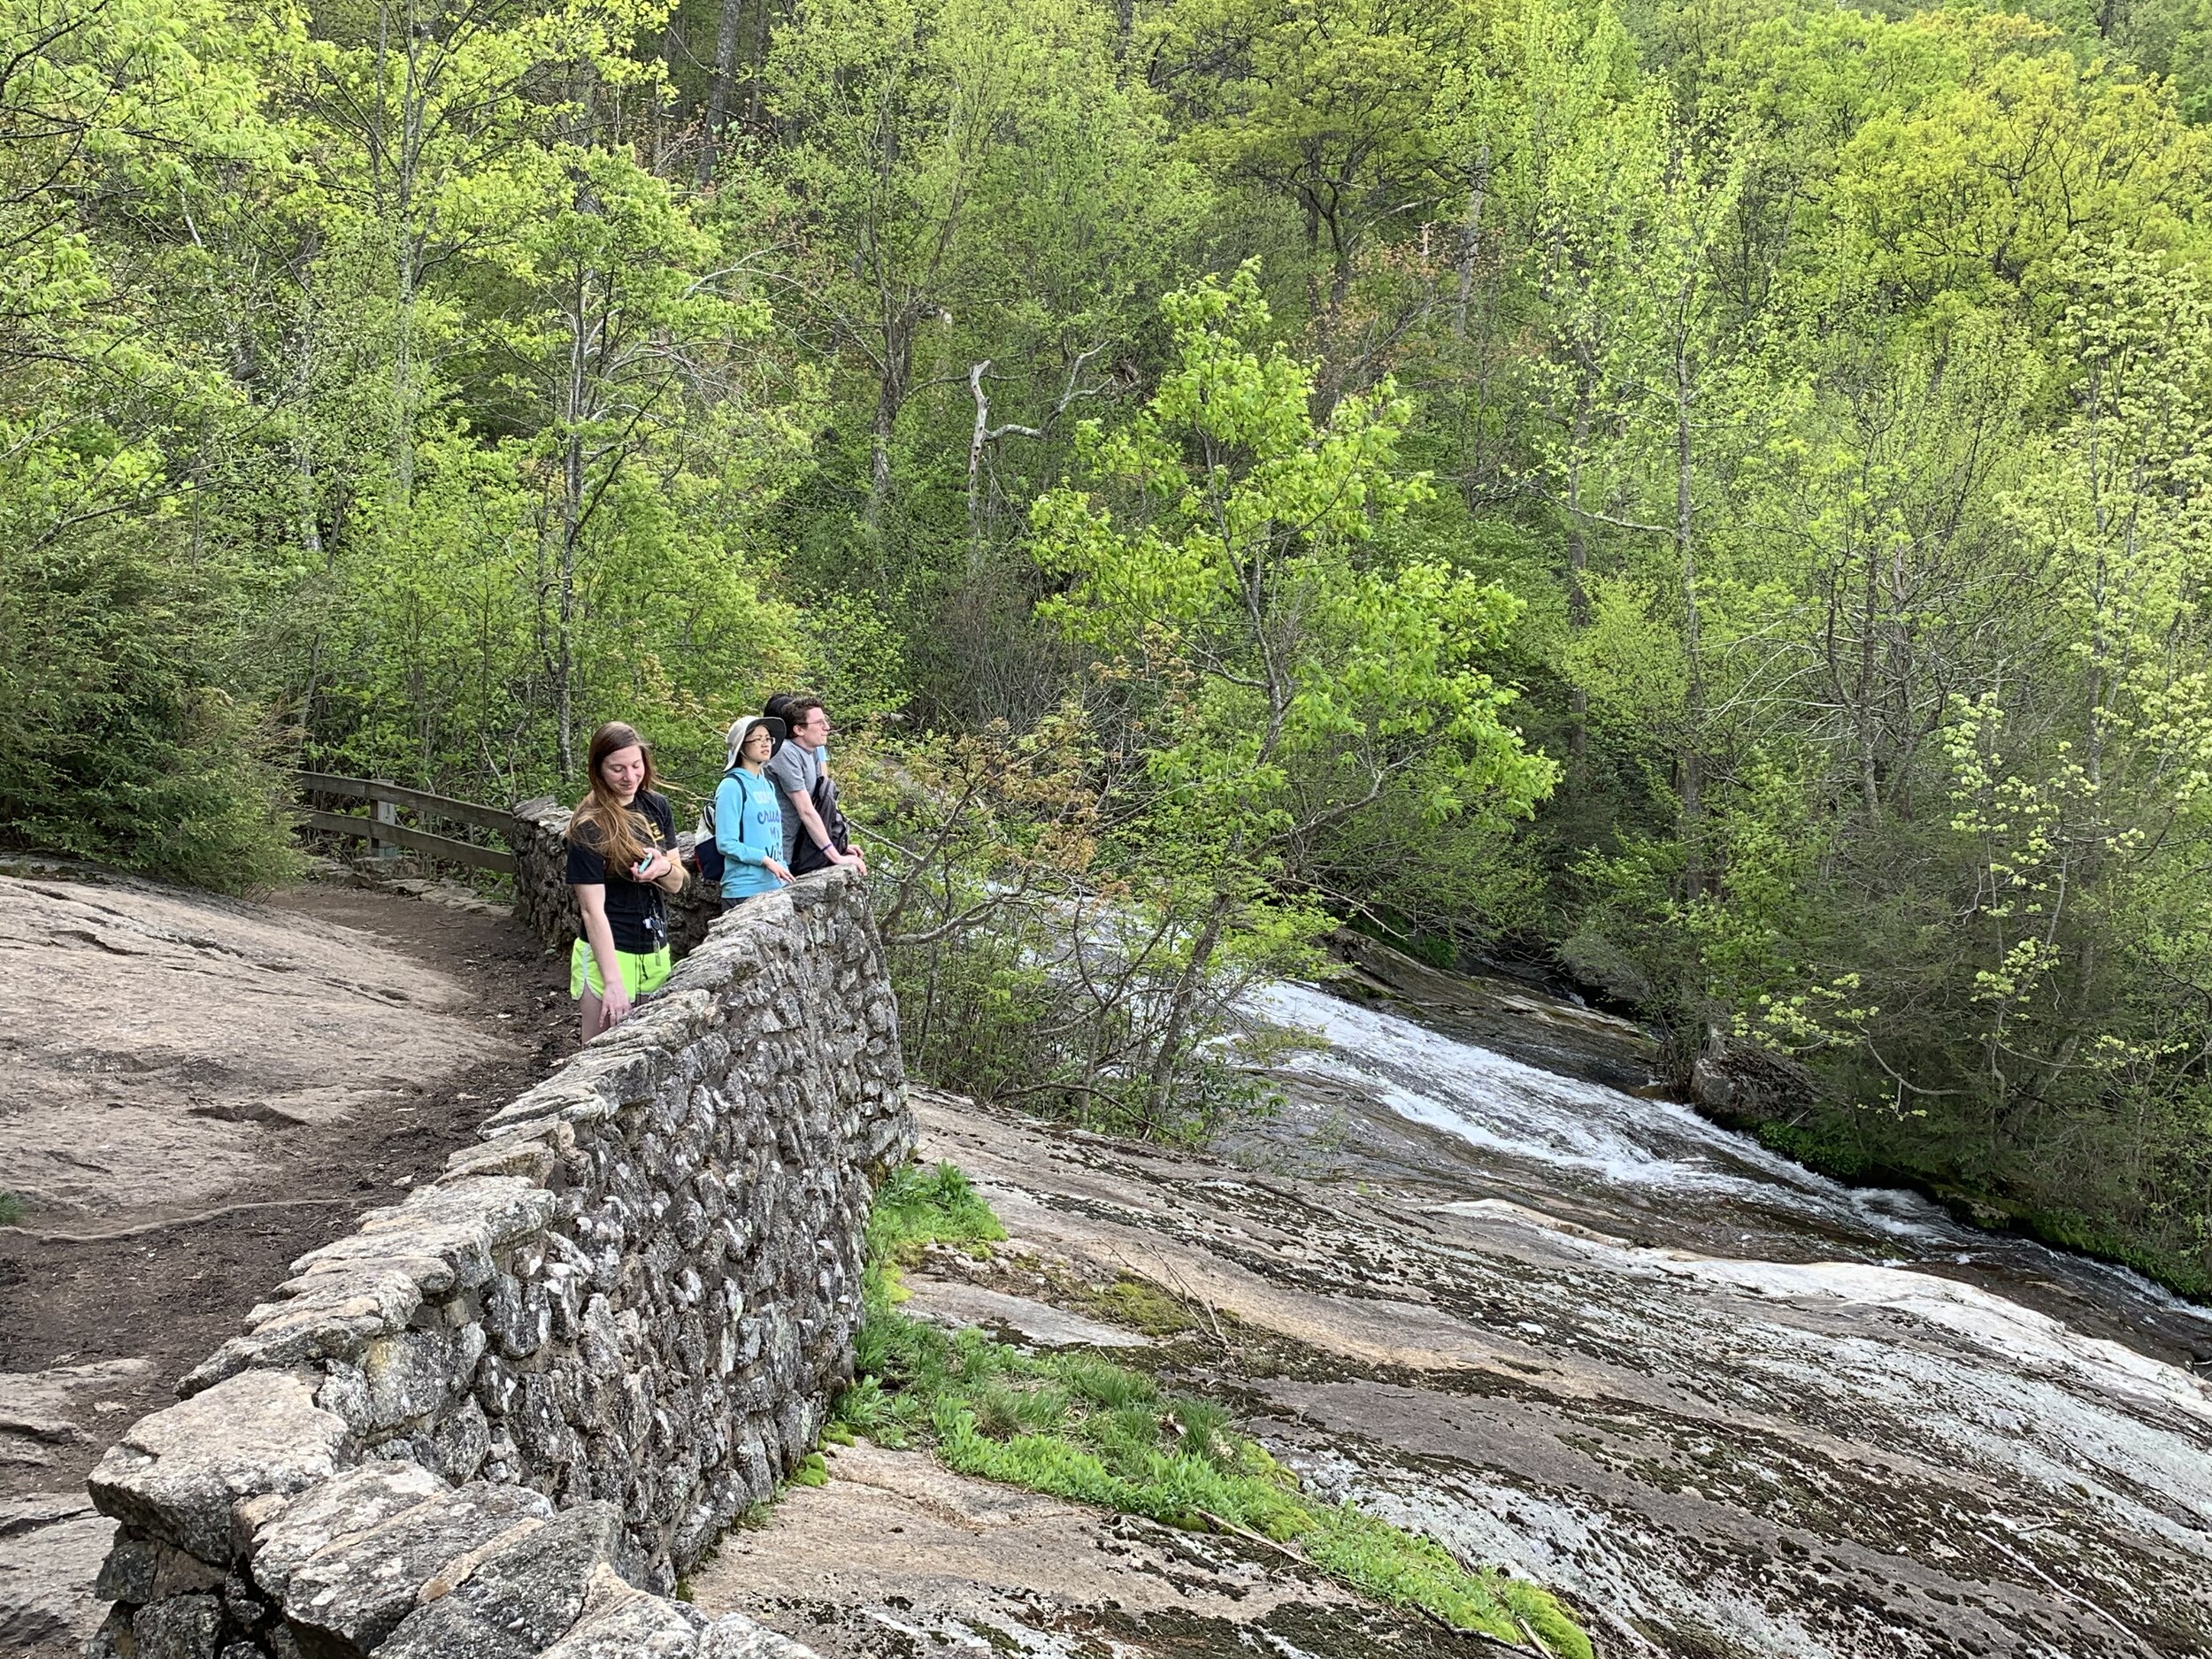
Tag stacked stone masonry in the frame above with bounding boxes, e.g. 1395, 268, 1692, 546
85, 813, 911, 1659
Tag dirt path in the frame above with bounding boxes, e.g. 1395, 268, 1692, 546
0, 873, 573, 1655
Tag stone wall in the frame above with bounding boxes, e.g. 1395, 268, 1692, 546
85, 863, 910, 1659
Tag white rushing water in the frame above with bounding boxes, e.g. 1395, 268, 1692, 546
1246, 979, 2212, 1658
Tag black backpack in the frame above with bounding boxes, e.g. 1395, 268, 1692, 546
788, 769, 849, 875
691, 766, 744, 885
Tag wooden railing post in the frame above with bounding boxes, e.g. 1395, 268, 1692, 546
291, 771, 520, 876
371, 794, 400, 860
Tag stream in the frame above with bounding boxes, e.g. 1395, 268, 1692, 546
1241, 979, 2212, 1657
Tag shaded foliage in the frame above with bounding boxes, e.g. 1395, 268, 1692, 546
6, 0, 2212, 1281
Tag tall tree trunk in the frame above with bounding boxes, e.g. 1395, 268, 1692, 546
291, 227, 330, 752
656, 8, 687, 172
703, 0, 743, 174
2082, 379, 2116, 797
393, 245, 417, 496
290, 241, 324, 561
662, 9, 687, 111
1565, 366, 1594, 760
1452, 143, 1491, 341
1301, 199, 1324, 326
1315, 228, 1356, 402
557, 426, 583, 780
389, 0, 426, 501
965, 358, 993, 573
1141, 888, 1233, 1132
292, 442, 322, 557
745, 0, 773, 127
867, 310, 914, 537
1855, 521, 1881, 819
556, 265, 592, 779
1675, 335, 1705, 895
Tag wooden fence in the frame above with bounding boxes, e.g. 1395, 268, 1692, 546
293, 772, 518, 874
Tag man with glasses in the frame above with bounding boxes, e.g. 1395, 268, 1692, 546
766, 696, 867, 876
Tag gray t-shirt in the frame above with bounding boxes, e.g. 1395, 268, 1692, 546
764, 741, 819, 861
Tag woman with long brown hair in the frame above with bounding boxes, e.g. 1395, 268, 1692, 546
566, 720, 685, 1039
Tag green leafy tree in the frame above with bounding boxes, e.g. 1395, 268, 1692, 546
1033, 267, 1555, 1121
762, 0, 1201, 720
0, 0, 303, 885
767, 0, 1102, 537
1832, 14, 2212, 313
1151, 0, 1480, 371
472, 146, 802, 772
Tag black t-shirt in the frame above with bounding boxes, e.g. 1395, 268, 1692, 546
565, 790, 676, 954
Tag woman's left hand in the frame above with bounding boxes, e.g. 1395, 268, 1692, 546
765, 857, 793, 884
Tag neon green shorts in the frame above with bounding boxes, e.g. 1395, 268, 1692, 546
570, 937, 673, 1001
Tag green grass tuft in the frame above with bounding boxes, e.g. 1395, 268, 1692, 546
0, 1191, 20, 1226
837, 1159, 1591, 1655
1091, 1273, 1197, 1334
870, 1161, 1008, 1264
1057, 1349, 1158, 1409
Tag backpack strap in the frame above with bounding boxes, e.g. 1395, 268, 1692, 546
697, 764, 749, 834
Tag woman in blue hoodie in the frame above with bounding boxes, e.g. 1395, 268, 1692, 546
713, 715, 793, 904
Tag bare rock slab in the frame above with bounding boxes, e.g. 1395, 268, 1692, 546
0, 872, 502, 1224
684, 1442, 1471, 1659
0, 1491, 113, 1655
270, 1479, 554, 1659
533, 1564, 703, 1659
0, 1359, 152, 1462
248, 1463, 452, 1600
901, 1277, 1150, 1350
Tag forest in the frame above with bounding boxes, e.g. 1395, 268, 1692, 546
4, 0, 2212, 1292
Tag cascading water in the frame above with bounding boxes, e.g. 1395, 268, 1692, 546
1241, 979, 2212, 1657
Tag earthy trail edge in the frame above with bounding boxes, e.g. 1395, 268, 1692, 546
4, 1197, 361, 1247
0, 876, 572, 1659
